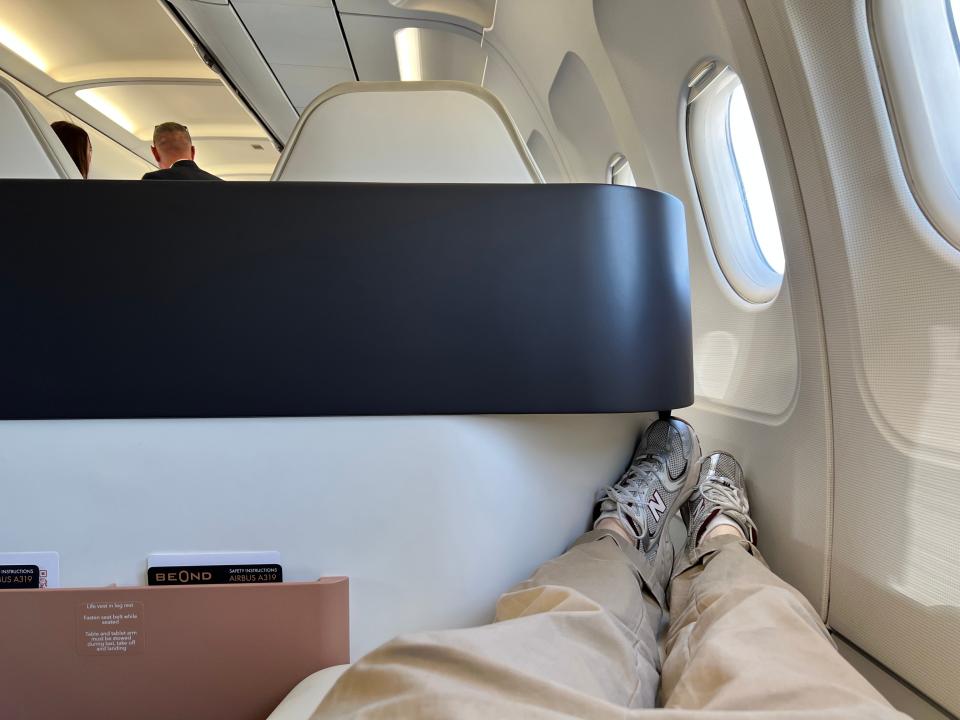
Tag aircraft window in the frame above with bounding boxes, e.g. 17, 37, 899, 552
727, 85, 785, 274
606, 153, 637, 186
686, 64, 785, 303
871, 0, 960, 247
952, 0, 960, 59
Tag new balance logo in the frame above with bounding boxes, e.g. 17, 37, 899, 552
648, 490, 667, 522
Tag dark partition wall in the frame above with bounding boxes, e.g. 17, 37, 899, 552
0, 180, 692, 419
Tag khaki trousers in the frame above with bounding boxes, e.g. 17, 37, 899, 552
314, 530, 907, 719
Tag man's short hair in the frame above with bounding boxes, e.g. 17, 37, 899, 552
152, 121, 192, 148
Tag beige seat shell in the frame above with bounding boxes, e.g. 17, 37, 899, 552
271, 80, 543, 183
0, 75, 82, 179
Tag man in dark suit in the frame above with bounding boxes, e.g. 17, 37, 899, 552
142, 122, 222, 181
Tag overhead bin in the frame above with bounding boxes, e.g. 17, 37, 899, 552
0, 180, 691, 419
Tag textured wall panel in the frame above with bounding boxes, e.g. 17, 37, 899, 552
748, 0, 960, 713
595, 0, 832, 615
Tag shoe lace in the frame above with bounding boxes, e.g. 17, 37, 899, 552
700, 475, 757, 539
600, 456, 662, 544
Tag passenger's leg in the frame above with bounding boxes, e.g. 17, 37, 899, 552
661, 453, 906, 718
312, 535, 664, 718
313, 418, 700, 718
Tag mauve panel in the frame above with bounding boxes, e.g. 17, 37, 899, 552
0, 579, 348, 720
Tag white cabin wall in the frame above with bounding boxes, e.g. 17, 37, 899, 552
524, 129, 565, 183
595, 0, 831, 615
488, 0, 832, 616
546, 51, 622, 184
484, 0, 655, 187
746, 1, 960, 713
481, 42, 573, 181
0, 414, 648, 659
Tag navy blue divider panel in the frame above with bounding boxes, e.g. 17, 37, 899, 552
0, 180, 692, 419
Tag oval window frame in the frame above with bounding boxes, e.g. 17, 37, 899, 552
686, 62, 785, 304
869, 0, 960, 249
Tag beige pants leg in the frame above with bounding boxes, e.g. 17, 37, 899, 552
661, 535, 904, 717
313, 529, 665, 719
313, 531, 907, 719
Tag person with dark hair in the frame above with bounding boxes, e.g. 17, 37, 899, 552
142, 122, 222, 181
50, 120, 92, 179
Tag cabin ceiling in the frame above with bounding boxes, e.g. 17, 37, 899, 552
0, 0, 216, 83
0, 0, 495, 178
0, 0, 277, 179
229, 0, 354, 113
229, 0, 487, 109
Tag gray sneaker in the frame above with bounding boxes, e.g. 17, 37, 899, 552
594, 417, 701, 553
685, 451, 758, 552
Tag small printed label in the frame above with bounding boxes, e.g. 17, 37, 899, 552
0, 552, 59, 588
77, 601, 144, 656
147, 564, 283, 586
0, 565, 40, 589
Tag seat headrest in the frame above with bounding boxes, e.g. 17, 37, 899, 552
272, 81, 543, 183
0, 75, 82, 180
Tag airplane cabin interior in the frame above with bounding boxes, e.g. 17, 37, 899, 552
0, 1, 958, 718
